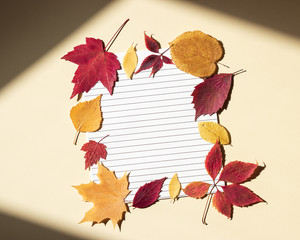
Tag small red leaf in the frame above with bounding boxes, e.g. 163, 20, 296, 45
150, 58, 163, 76
132, 177, 167, 208
205, 141, 223, 181
183, 181, 210, 199
222, 184, 263, 207
212, 190, 232, 218
162, 56, 173, 64
81, 140, 107, 170
219, 161, 258, 184
62, 37, 120, 98
191, 73, 233, 120
135, 55, 160, 74
144, 33, 160, 53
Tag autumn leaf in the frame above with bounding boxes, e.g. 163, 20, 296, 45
81, 135, 108, 170
62, 38, 120, 98
183, 181, 210, 199
184, 141, 264, 223
205, 140, 222, 181
135, 33, 173, 76
169, 173, 181, 202
133, 177, 167, 208
70, 95, 102, 144
192, 73, 234, 120
198, 122, 230, 145
122, 44, 138, 79
170, 30, 224, 78
73, 163, 130, 228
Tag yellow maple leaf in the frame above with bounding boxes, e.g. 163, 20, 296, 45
70, 95, 102, 144
122, 44, 138, 79
198, 122, 230, 145
170, 30, 224, 78
169, 173, 181, 202
73, 163, 130, 229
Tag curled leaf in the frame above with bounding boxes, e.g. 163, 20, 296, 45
122, 45, 138, 79
183, 181, 210, 199
70, 95, 103, 144
133, 177, 167, 208
198, 122, 230, 145
169, 173, 181, 202
144, 32, 160, 53
170, 30, 224, 78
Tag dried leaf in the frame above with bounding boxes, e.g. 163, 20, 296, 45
192, 73, 233, 120
169, 173, 181, 202
81, 140, 107, 170
170, 30, 224, 78
70, 95, 102, 144
135, 55, 160, 75
133, 177, 167, 208
62, 38, 120, 98
219, 161, 258, 184
183, 181, 210, 199
122, 45, 138, 79
73, 163, 130, 228
144, 32, 160, 53
212, 190, 232, 218
198, 122, 230, 145
205, 141, 222, 181
222, 184, 263, 207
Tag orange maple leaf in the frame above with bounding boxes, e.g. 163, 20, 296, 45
73, 163, 130, 228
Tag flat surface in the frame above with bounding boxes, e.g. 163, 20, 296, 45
0, 0, 299, 239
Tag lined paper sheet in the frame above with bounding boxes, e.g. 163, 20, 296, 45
83, 50, 218, 202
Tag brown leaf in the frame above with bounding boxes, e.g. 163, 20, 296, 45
170, 30, 224, 78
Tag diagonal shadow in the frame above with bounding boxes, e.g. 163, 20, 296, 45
184, 0, 300, 38
0, 0, 112, 90
0, 211, 89, 240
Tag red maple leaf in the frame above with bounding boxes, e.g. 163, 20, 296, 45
62, 37, 120, 98
81, 135, 108, 170
132, 177, 167, 208
183, 141, 264, 223
135, 33, 173, 76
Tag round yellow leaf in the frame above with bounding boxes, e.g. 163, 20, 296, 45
70, 95, 103, 133
198, 122, 230, 145
170, 30, 224, 78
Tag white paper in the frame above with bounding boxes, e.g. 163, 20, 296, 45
83, 50, 218, 202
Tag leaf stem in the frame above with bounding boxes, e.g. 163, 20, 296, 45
73, 131, 80, 145
233, 69, 247, 75
218, 62, 230, 68
202, 185, 215, 225
98, 134, 109, 143
105, 19, 130, 52
160, 45, 173, 56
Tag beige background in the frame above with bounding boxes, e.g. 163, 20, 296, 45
0, 0, 299, 239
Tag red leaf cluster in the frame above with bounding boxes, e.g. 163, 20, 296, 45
62, 37, 120, 98
184, 141, 263, 219
135, 33, 173, 76
133, 177, 167, 208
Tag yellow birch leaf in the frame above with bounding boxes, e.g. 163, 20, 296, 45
198, 122, 230, 145
169, 173, 181, 202
70, 95, 102, 144
73, 163, 130, 229
170, 30, 224, 78
122, 45, 138, 79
